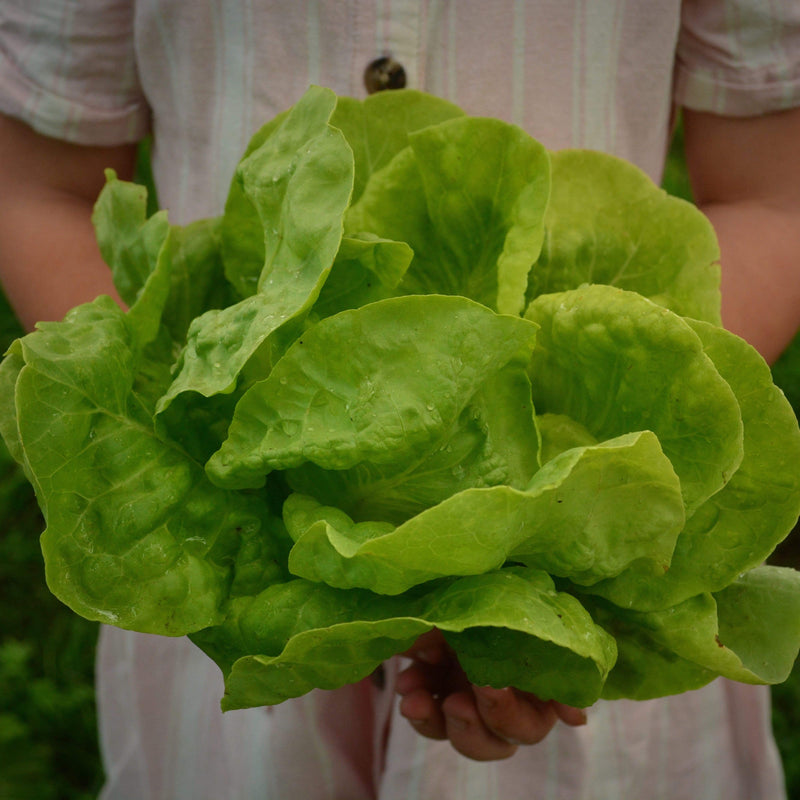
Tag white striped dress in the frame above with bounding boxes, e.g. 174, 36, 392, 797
2, 2, 799, 797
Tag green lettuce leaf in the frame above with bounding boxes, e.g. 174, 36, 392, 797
0, 346, 26, 470
92, 171, 172, 352
219, 109, 289, 299
536, 413, 598, 465
586, 320, 800, 610
330, 89, 465, 203
5, 299, 286, 634
308, 233, 413, 320
284, 360, 539, 524
220, 88, 462, 298
92, 170, 170, 310
593, 566, 800, 700
284, 431, 682, 594
93, 172, 235, 347
155, 86, 355, 454
714, 566, 800, 684
508, 431, 683, 582
220, 85, 353, 298
153, 294, 300, 461
207, 295, 538, 489
526, 149, 721, 323
159, 216, 235, 343
525, 284, 743, 515
190, 568, 616, 710
346, 116, 550, 315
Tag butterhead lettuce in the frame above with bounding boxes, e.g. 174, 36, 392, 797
2, 86, 799, 710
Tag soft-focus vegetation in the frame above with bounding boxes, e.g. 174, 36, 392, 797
0, 288, 102, 800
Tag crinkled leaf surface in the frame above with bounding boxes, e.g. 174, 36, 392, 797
284, 362, 539, 524
346, 116, 550, 314
156, 86, 355, 450
536, 413, 598, 465
158, 234, 411, 461
508, 431, 683, 582
8, 299, 285, 634
587, 320, 800, 610
220, 109, 289, 298
220, 89, 461, 297
220, 86, 353, 298
330, 89, 465, 203
92, 172, 173, 351
526, 149, 721, 323
160, 216, 234, 343
591, 566, 800, 700
309, 233, 413, 320
190, 568, 616, 710
94, 173, 234, 348
284, 431, 682, 594
243, 88, 354, 297
154, 294, 300, 461
525, 285, 743, 514
207, 295, 538, 489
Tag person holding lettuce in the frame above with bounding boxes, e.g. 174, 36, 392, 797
1, 1, 799, 798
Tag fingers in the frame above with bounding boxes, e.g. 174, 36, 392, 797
397, 629, 589, 761
397, 674, 577, 760
396, 634, 470, 741
551, 700, 589, 728
402, 628, 450, 666
398, 687, 448, 741
471, 687, 560, 746
395, 659, 448, 740
469, 689, 587, 751
396, 637, 471, 700
400, 687, 564, 761
440, 689, 521, 761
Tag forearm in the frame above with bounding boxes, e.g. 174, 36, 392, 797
0, 114, 137, 331
702, 200, 800, 365
683, 106, 800, 365
0, 189, 123, 331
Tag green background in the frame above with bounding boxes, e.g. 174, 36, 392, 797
1, 129, 799, 799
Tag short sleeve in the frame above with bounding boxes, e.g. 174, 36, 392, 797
674, 0, 800, 116
0, 0, 150, 144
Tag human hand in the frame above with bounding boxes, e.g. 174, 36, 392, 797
396, 629, 587, 761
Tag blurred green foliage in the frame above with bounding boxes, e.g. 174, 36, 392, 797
661, 120, 694, 205
0, 289, 103, 800
0, 126, 798, 799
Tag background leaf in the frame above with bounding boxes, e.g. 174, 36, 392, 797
526, 285, 743, 515
347, 116, 550, 314
526, 149, 721, 323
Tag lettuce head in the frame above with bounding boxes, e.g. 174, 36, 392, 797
2, 85, 799, 710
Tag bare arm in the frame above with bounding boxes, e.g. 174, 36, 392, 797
682, 106, 800, 365
0, 113, 138, 331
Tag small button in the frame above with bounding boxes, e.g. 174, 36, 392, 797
364, 56, 407, 94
